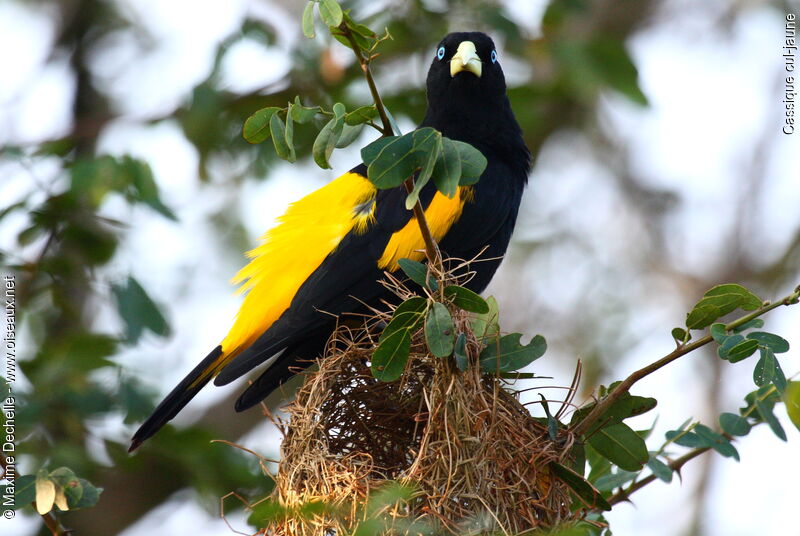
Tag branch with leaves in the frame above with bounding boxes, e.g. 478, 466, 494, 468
244, 1, 488, 270
237, 2, 800, 532
553, 283, 800, 516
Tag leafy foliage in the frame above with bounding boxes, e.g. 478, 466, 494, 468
2, 0, 797, 533
1, 467, 103, 515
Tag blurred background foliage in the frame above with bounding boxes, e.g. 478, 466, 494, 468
0, 0, 798, 535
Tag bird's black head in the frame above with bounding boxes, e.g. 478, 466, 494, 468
422, 32, 528, 173
425, 32, 507, 109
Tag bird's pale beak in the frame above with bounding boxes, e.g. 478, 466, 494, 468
450, 41, 482, 78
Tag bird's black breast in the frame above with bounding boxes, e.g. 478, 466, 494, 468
438, 157, 526, 293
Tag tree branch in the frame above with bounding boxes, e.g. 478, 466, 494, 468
337, 24, 393, 137
607, 446, 710, 506
571, 284, 800, 438
337, 22, 442, 269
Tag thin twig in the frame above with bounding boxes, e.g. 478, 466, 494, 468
606, 447, 710, 506
571, 284, 800, 438
337, 23, 392, 136
337, 22, 443, 269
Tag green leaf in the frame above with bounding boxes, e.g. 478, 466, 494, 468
454, 332, 468, 371
425, 302, 455, 357
685, 304, 721, 330
685, 284, 762, 330
335, 123, 364, 148
747, 332, 790, 353
694, 424, 739, 460
125, 158, 177, 220
404, 128, 442, 209
587, 422, 648, 472
432, 137, 462, 197
361, 136, 396, 165
709, 323, 727, 344
112, 276, 170, 344
594, 469, 638, 491
479, 333, 547, 373
725, 339, 759, 363
470, 296, 500, 340
371, 297, 426, 380
573, 392, 658, 436
732, 318, 764, 333
772, 350, 787, 393
716, 333, 742, 358
704, 283, 762, 310
49, 468, 82, 507
585, 442, 612, 483
753, 347, 777, 387
647, 456, 673, 483
397, 258, 437, 291
404, 170, 428, 210
48, 467, 77, 488
283, 104, 296, 162
755, 399, 787, 441
342, 11, 377, 39
743, 385, 781, 407
242, 106, 281, 143
14, 475, 37, 509
290, 97, 320, 123
345, 105, 379, 126
665, 428, 704, 448
783, 381, 800, 431
312, 114, 344, 169
719, 412, 751, 437
384, 106, 401, 136
671, 327, 689, 343
366, 133, 418, 189
269, 113, 291, 160
372, 329, 411, 382
548, 462, 611, 511
397, 258, 426, 285
71, 478, 102, 509
332, 28, 371, 53
444, 285, 489, 313
301, 1, 315, 38
451, 140, 487, 185
540, 395, 559, 441
318, 0, 343, 27
690, 294, 743, 324
382, 297, 427, 340
567, 443, 586, 476
621, 395, 658, 419
332, 102, 346, 118
247, 500, 286, 525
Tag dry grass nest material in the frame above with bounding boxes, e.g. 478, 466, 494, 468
263, 280, 579, 535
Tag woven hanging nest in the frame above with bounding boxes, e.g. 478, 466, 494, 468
259, 279, 580, 535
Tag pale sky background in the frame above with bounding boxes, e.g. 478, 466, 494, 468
1, 0, 799, 535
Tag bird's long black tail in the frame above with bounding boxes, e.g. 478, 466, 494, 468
129, 345, 223, 452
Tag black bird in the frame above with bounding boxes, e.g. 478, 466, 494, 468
130, 31, 530, 451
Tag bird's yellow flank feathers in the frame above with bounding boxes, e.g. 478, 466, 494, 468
219, 172, 376, 360
378, 188, 468, 271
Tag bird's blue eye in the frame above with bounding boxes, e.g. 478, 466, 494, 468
437, 46, 445, 60
491, 50, 497, 64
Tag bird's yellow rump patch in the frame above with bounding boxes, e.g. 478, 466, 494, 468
217, 172, 376, 364
378, 187, 468, 271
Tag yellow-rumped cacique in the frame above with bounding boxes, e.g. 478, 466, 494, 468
129, 31, 531, 452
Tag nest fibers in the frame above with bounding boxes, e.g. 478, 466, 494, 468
262, 285, 578, 535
